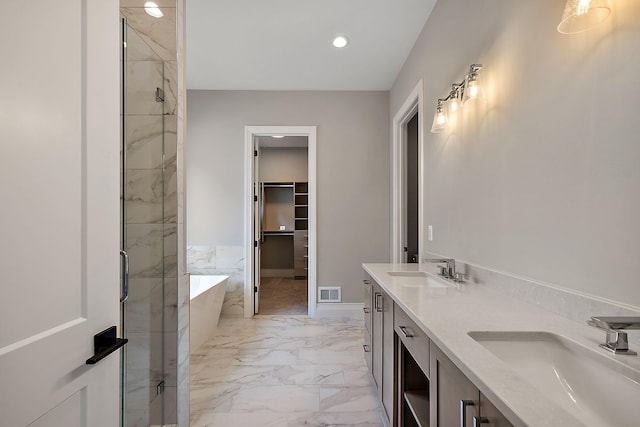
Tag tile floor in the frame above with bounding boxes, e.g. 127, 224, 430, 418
258, 277, 308, 315
190, 315, 384, 426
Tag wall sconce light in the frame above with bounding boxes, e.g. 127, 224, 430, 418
430, 64, 483, 133
431, 100, 448, 133
558, 0, 611, 34
462, 64, 482, 104
448, 85, 461, 114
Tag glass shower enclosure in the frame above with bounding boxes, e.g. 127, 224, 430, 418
120, 17, 168, 427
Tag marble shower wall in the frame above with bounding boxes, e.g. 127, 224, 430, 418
121, 1, 186, 426
187, 246, 245, 316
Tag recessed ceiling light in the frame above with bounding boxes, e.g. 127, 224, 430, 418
144, 2, 164, 18
272, 135, 285, 139
332, 36, 349, 48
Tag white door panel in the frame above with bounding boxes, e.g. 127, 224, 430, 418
0, 0, 120, 426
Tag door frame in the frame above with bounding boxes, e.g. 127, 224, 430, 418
391, 80, 424, 263
244, 125, 317, 317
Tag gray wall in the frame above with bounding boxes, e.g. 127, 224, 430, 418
187, 90, 390, 303
391, 0, 640, 307
260, 147, 308, 182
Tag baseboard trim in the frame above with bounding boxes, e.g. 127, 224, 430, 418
315, 303, 364, 319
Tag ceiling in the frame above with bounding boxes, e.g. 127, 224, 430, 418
186, 0, 437, 91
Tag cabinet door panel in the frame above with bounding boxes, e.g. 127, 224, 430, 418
430, 346, 479, 427
381, 294, 395, 424
479, 393, 514, 427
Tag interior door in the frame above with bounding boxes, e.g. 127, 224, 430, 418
254, 139, 262, 314
0, 1, 120, 426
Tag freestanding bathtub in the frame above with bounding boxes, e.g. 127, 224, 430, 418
190, 274, 228, 352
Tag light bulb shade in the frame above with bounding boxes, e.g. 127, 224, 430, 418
558, 0, 611, 34
448, 95, 460, 114
431, 105, 448, 133
462, 73, 481, 104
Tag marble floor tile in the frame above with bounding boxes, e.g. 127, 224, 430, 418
190, 382, 242, 414
192, 411, 288, 427
286, 411, 384, 427
271, 364, 345, 385
231, 384, 320, 412
319, 386, 381, 412
190, 315, 382, 425
298, 348, 366, 365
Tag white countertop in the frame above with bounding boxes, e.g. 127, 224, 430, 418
362, 263, 640, 427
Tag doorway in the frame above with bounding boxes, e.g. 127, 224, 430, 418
392, 81, 424, 263
257, 139, 308, 314
244, 126, 317, 318
405, 113, 419, 263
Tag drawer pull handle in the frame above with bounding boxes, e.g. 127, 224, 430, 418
460, 400, 476, 427
375, 293, 383, 312
363, 344, 370, 353
363, 307, 370, 314
363, 279, 370, 285
399, 326, 413, 338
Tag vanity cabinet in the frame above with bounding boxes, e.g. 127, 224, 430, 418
364, 270, 512, 427
430, 345, 512, 427
364, 275, 395, 426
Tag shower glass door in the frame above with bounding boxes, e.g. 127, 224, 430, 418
121, 16, 166, 427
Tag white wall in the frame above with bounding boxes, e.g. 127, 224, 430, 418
391, 0, 640, 308
187, 90, 390, 303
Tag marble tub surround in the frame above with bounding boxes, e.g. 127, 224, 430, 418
190, 275, 228, 352
190, 315, 383, 427
422, 253, 640, 346
187, 245, 245, 316
363, 263, 640, 427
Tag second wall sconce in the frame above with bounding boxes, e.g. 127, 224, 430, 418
431, 64, 483, 133
558, 0, 611, 34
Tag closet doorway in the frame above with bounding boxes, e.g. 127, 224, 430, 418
244, 126, 317, 318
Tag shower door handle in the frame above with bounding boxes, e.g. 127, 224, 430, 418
120, 250, 129, 303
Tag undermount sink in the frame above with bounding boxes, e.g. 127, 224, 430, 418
469, 331, 640, 427
387, 271, 452, 289
387, 271, 428, 277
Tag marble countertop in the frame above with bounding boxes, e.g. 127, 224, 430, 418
362, 263, 640, 427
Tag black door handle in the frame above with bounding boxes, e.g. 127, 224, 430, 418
86, 326, 128, 365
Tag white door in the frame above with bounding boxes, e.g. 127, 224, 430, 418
254, 139, 262, 314
0, 1, 120, 426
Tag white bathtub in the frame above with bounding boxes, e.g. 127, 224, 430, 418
190, 274, 228, 352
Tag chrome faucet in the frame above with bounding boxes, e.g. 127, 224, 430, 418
424, 258, 456, 280
588, 316, 640, 355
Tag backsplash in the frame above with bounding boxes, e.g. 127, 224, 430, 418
424, 253, 640, 346
187, 246, 244, 316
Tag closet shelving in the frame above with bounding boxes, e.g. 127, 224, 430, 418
294, 182, 308, 278
260, 181, 308, 278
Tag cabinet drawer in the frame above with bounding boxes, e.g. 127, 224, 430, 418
394, 307, 430, 377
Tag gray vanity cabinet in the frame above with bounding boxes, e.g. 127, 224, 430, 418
364, 275, 395, 426
430, 345, 512, 427
364, 269, 512, 427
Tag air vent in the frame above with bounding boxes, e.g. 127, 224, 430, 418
318, 287, 341, 303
